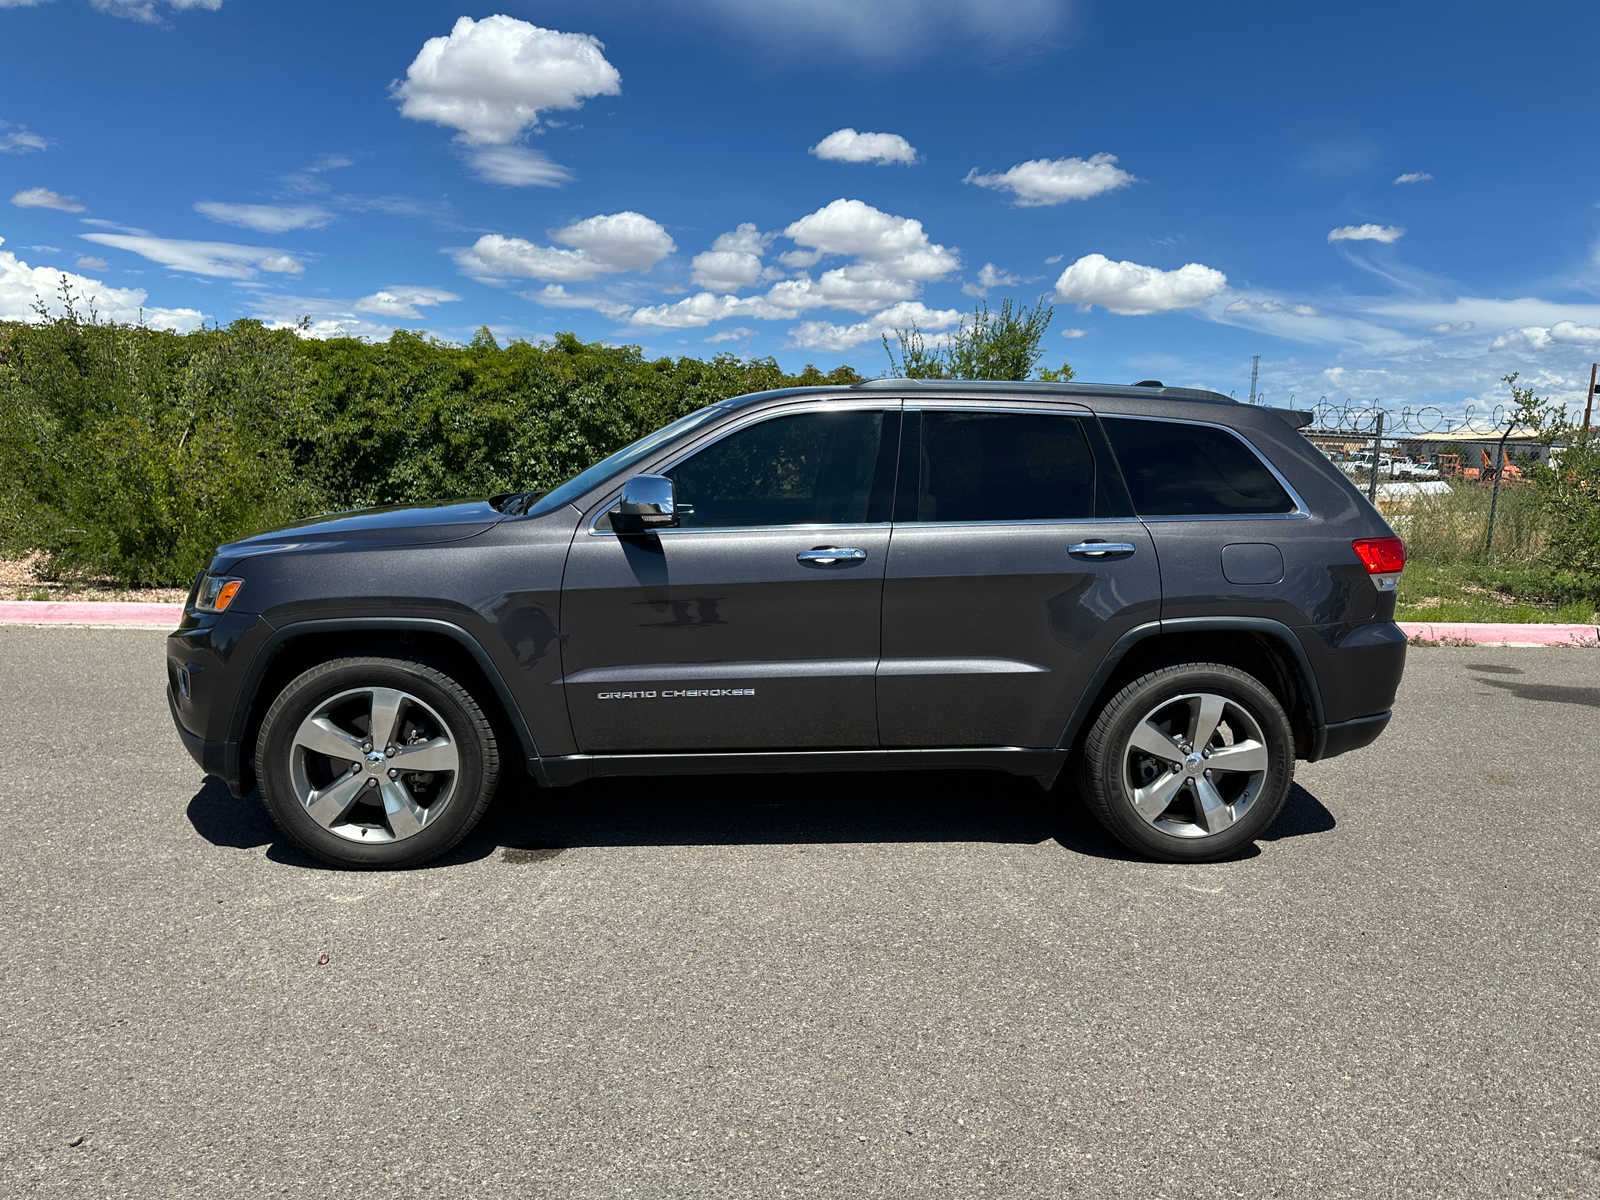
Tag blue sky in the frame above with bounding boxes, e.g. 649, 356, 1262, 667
3, 0, 1599, 420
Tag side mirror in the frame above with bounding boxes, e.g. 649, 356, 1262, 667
610, 474, 678, 534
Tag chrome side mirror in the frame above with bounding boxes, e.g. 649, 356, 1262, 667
610, 474, 678, 533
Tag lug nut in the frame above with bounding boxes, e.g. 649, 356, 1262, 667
349, 763, 360, 774
385, 746, 396, 757
1170, 763, 1182, 774
361, 742, 372, 753
1204, 769, 1213, 778
366, 778, 378, 788
387, 768, 398, 779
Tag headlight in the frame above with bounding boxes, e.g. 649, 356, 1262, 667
194, 573, 244, 613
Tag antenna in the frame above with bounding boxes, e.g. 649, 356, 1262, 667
1248, 355, 1260, 405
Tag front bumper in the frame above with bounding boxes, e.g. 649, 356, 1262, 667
166, 608, 272, 796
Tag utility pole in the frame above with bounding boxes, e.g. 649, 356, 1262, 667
1582, 361, 1597, 443
1248, 355, 1260, 405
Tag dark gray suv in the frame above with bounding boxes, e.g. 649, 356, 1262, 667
167, 380, 1407, 868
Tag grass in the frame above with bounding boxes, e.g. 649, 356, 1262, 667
1396, 561, 1600, 624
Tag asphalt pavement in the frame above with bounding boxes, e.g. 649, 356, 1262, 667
0, 629, 1596, 1198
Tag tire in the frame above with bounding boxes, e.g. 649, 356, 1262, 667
1078, 662, 1294, 862
255, 655, 500, 868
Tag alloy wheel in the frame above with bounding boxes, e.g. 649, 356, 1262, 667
1120, 691, 1271, 839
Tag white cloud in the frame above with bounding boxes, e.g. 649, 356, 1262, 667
74, 255, 108, 270
809, 128, 918, 166
455, 211, 675, 282
90, 0, 222, 22
194, 201, 333, 233
783, 197, 958, 280
1044, 253, 1064, 264
525, 283, 632, 319
1491, 321, 1600, 351
1225, 297, 1319, 317
963, 261, 1023, 296
629, 292, 786, 329
467, 145, 574, 187
1328, 224, 1405, 244
690, 223, 772, 291
766, 265, 920, 313
964, 154, 1134, 206
393, 15, 620, 145
11, 187, 85, 212
80, 232, 304, 279
352, 285, 461, 319
0, 236, 202, 329
1060, 327, 1086, 338
687, 0, 1068, 59
1053, 253, 1226, 315
0, 1, 53, 7
705, 327, 755, 344
1394, 172, 1433, 185
1431, 320, 1474, 334
787, 300, 962, 351
777, 247, 823, 269
0, 119, 49, 152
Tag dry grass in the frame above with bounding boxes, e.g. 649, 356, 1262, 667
0, 553, 188, 603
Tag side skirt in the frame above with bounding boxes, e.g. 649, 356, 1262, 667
537, 747, 1067, 788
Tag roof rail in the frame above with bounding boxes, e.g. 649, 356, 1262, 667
1131, 379, 1163, 388
849, 377, 1237, 405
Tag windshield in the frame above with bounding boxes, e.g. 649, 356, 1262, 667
521, 404, 728, 518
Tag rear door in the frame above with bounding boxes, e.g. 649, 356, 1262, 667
560, 401, 900, 752
877, 403, 1161, 749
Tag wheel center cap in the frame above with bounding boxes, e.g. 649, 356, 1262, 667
1184, 752, 1204, 775
365, 750, 387, 773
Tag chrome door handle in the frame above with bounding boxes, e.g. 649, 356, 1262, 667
797, 547, 868, 566
1067, 541, 1136, 558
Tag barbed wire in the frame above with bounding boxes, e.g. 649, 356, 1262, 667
1289, 396, 1521, 436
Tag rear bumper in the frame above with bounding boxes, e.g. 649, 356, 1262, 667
1310, 711, 1390, 761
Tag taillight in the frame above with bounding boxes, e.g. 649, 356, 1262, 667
1352, 536, 1405, 591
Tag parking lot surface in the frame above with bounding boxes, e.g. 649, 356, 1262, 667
1, 629, 1596, 1198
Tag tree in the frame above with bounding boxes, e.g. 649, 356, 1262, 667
882, 297, 1064, 381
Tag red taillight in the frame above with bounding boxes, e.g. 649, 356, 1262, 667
1352, 536, 1406, 574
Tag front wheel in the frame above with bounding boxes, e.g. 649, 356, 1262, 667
1078, 662, 1294, 862
255, 656, 500, 868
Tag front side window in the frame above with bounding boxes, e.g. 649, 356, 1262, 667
1102, 418, 1296, 516
666, 409, 897, 529
909, 410, 1099, 523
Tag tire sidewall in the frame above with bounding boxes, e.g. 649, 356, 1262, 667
257, 659, 489, 868
1089, 665, 1294, 860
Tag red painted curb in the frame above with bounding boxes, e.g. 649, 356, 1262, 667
1399, 621, 1599, 647
0, 601, 183, 628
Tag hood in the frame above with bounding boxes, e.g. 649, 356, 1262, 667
211, 499, 507, 569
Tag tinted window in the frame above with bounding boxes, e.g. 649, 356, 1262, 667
667, 409, 895, 528
1103, 418, 1295, 516
911, 411, 1098, 523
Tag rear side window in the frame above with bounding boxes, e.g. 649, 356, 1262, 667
1103, 418, 1296, 516
910, 411, 1098, 522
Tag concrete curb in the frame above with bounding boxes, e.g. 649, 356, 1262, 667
0, 601, 183, 629
1399, 621, 1599, 647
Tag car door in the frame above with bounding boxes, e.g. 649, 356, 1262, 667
560, 401, 901, 753
877, 403, 1161, 749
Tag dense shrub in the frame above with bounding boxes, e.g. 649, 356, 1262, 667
0, 308, 858, 585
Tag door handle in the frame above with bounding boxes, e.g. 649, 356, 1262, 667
1067, 541, 1136, 559
797, 547, 868, 566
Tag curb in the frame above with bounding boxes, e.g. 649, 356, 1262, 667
0, 601, 183, 629
1399, 621, 1599, 648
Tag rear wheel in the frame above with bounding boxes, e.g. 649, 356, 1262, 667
1079, 662, 1294, 861
255, 656, 499, 868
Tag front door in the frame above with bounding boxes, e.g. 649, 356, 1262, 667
560, 403, 900, 752
877, 405, 1162, 749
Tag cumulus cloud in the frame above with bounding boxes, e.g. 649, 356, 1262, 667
787, 300, 962, 351
1394, 172, 1433, 185
1225, 297, 1319, 317
1053, 253, 1226, 315
783, 198, 958, 280
11, 187, 85, 212
964, 154, 1134, 206
1328, 224, 1405, 244
630, 292, 785, 329
690, 223, 772, 292
74, 255, 108, 270
393, 15, 620, 145
0, 119, 49, 153
352, 286, 461, 319
194, 201, 333, 233
455, 211, 675, 282
467, 145, 574, 187
525, 283, 632, 319
80, 232, 304, 279
962, 261, 1023, 297
1491, 321, 1600, 351
809, 128, 919, 166
1060, 327, 1086, 338
0, 237, 202, 329
705, 327, 755, 344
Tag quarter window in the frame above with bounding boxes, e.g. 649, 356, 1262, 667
909, 411, 1099, 523
666, 409, 897, 528
1102, 418, 1296, 516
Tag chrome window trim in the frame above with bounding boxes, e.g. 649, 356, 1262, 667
1098, 413, 1311, 521
585, 399, 902, 537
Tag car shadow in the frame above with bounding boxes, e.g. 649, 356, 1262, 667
186, 773, 1336, 869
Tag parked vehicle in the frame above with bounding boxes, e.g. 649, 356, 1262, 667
168, 380, 1407, 867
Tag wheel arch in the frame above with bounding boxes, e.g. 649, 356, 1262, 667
1057, 618, 1325, 760
231, 618, 540, 793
